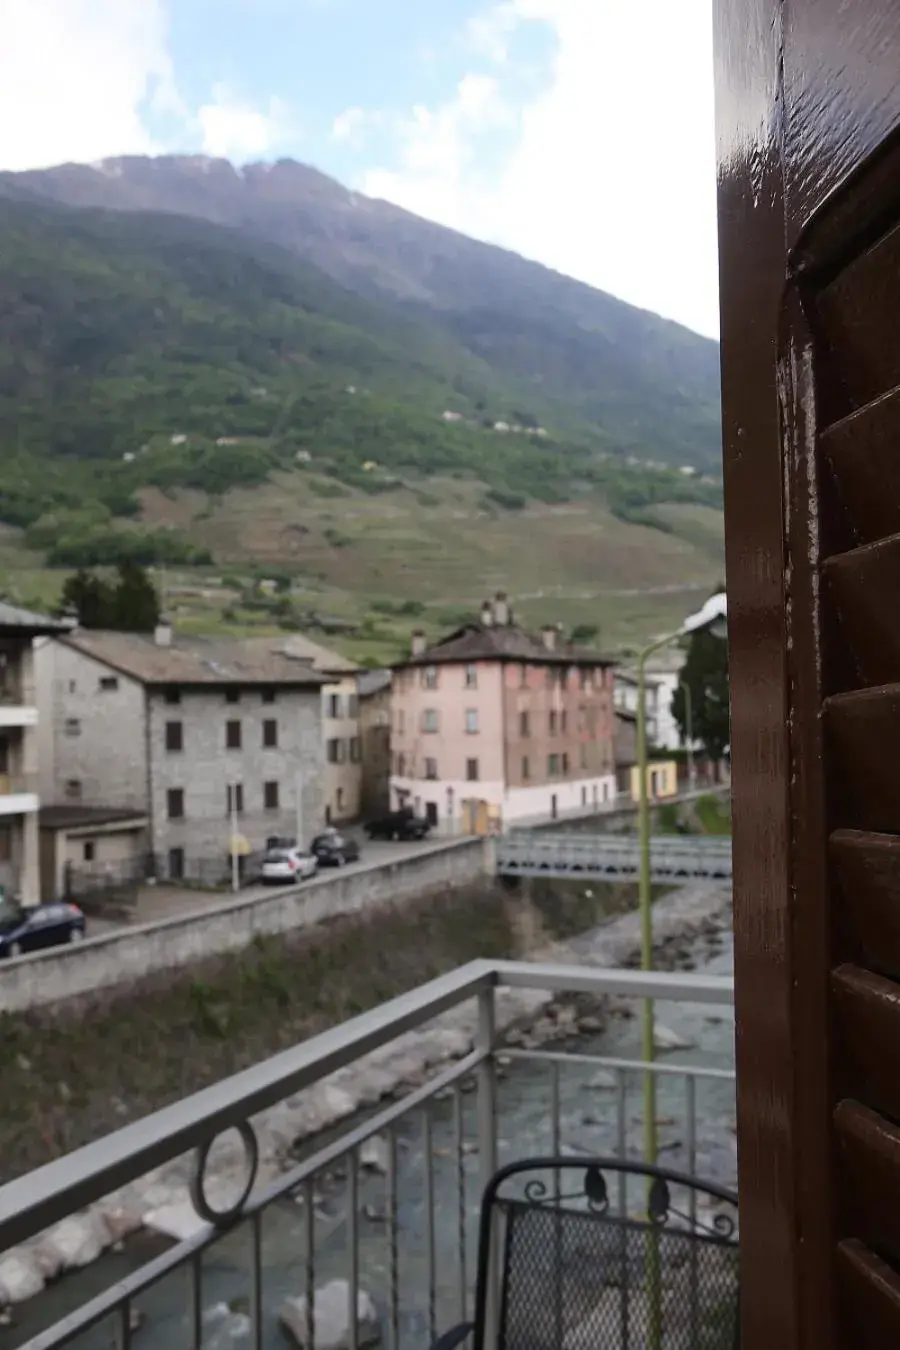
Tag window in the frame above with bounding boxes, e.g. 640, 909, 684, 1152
580, 745, 588, 770
83, 841, 95, 863
422, 665, 438, 689
560, 710, 568, 734
422, 708, 439, 734
465, 708, 479, 734
168, 847, 185, 880
561, 752, 570, 774
466, 758, 479, 782
520, 664, 529, 687
167, 788, 184, 819
347, 694, 359, 718
425, 757, 438, 780
99, 676, 118, 692
548, 753, 560, 776
465, 663, 478, 689
64, 717, 81, 737
263, 719, 278, 748
327, 693, 342, 719
264, 781, 280, 811
349, 736, 361, 763
261, 688, 276, 704
226, 784, 244, 815
580, 668, 591, 691
519, 710, 530, 736
521, 756, 530, 780
327, 738, 346, 764
68, 679, 77, 694
396, 709, 405, 734
396, 752, 406, 776
225, 689, 241, 704
164, 687, 181, 705
165, 721, 183, 752
548, 710, 558, 735
226, 720, 242, 750
559, 669, 570, 690
65, 779, 82, 800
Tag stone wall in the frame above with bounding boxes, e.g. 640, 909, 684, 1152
0, 873, 640, 1181
0, 837, 489, 1012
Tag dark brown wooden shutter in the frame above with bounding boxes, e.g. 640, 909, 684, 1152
794, 124, 900, 1343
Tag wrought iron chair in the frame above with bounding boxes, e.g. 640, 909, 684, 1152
433, 1157, 739, 1350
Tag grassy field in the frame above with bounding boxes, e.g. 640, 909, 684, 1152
0, 472, 725, 663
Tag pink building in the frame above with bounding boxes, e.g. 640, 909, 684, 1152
390, 595, 617, 831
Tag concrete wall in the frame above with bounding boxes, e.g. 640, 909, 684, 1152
0, 836, 489, 1012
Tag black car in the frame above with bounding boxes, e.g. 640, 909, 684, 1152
0, 895, 86, 959
365, 808, 431, 841
310, 830, 361, 867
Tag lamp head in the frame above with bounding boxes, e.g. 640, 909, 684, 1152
680, 592, 727, 639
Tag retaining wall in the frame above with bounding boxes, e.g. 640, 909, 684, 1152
0, 837, 488, 1013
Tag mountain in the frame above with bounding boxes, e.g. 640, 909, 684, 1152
0, 157, 725, 655
0, 155, 722, 472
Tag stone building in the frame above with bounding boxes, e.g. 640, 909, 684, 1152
357, 668, 392, 817
35, 623, 325, 879
0, 602, 71, 904
390, 595, 617, 832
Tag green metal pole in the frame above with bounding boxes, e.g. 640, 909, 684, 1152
636, 643, 658, 1169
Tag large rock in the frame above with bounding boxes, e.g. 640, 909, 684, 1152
279, 1280, 380, 1350
653, 1024, 694, 1052
45, 1213, 109, 1270
0, 1253, 45, 1305
203, 1302, 251, 1350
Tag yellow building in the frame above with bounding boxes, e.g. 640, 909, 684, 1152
629, 760, 678, 802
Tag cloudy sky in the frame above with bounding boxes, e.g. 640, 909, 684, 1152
0, 0, 719, 337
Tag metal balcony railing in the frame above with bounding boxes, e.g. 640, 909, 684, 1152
0, 961, 735, 1350
0, 771, 36, 799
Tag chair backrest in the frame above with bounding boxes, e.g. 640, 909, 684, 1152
471, 1157, 739, 1350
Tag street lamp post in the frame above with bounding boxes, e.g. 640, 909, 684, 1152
636, 592, 728, 1168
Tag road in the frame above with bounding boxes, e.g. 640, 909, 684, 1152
88, 830, 463, 935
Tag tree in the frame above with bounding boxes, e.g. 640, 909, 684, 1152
671, 626, 730, 761
110, 561, 160, 632
59, 562, 160, 633
59, 569, 114, 628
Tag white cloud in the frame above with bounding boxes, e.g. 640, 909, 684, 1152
331, 106, 386, 148
197, 85, 289, 160
361, 0, 720, 338
0, 0, 178, 170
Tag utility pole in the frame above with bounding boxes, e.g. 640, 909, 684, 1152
229, 784, 240, 894
295, 767, 304, 848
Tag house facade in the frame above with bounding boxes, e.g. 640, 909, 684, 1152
35, 624, 325, 879
358, 669, 391, 817
390, 596, 617, 831
279, 636, 361, 823
0, 602, 71, 905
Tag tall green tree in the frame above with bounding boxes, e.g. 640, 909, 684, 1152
59, 563, 160, 633
671, 626, 730, 761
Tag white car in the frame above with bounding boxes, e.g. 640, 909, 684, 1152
260, 847, 318, 885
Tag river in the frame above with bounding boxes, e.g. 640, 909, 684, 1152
3, 929, 735, 1350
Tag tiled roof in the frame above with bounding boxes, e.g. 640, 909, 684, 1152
62, 630, 329, 687
398, 621, 617, 669
39, 805, 148, 831
0, 601, 72, 635
357, 668, 392, 697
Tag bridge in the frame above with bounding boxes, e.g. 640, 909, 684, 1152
495, 831, 733, 881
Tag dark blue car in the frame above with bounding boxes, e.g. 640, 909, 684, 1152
0, 895, 86, 959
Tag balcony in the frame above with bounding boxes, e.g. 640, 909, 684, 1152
0, 773, 38, 815
0, 961, 736, 1350
0, 686, 37, 729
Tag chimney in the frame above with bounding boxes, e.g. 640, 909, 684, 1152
411, 629, 427, 657
155, 618, 173, 648
541, 625, 557, 651
493, 591, 510, 626
480, 601, 494, 627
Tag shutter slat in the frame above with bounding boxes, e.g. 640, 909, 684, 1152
816, 218, 900, 418
824, 687, 900, 830
830, 831, 900, 980
825, 533, 900, 687
821, 385, 900, 547
838, 1240, 900, 1348
836, 1101, 900, 1261
832, 966, 900, 1120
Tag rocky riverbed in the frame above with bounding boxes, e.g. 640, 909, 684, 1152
0, 882, 733, 1347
